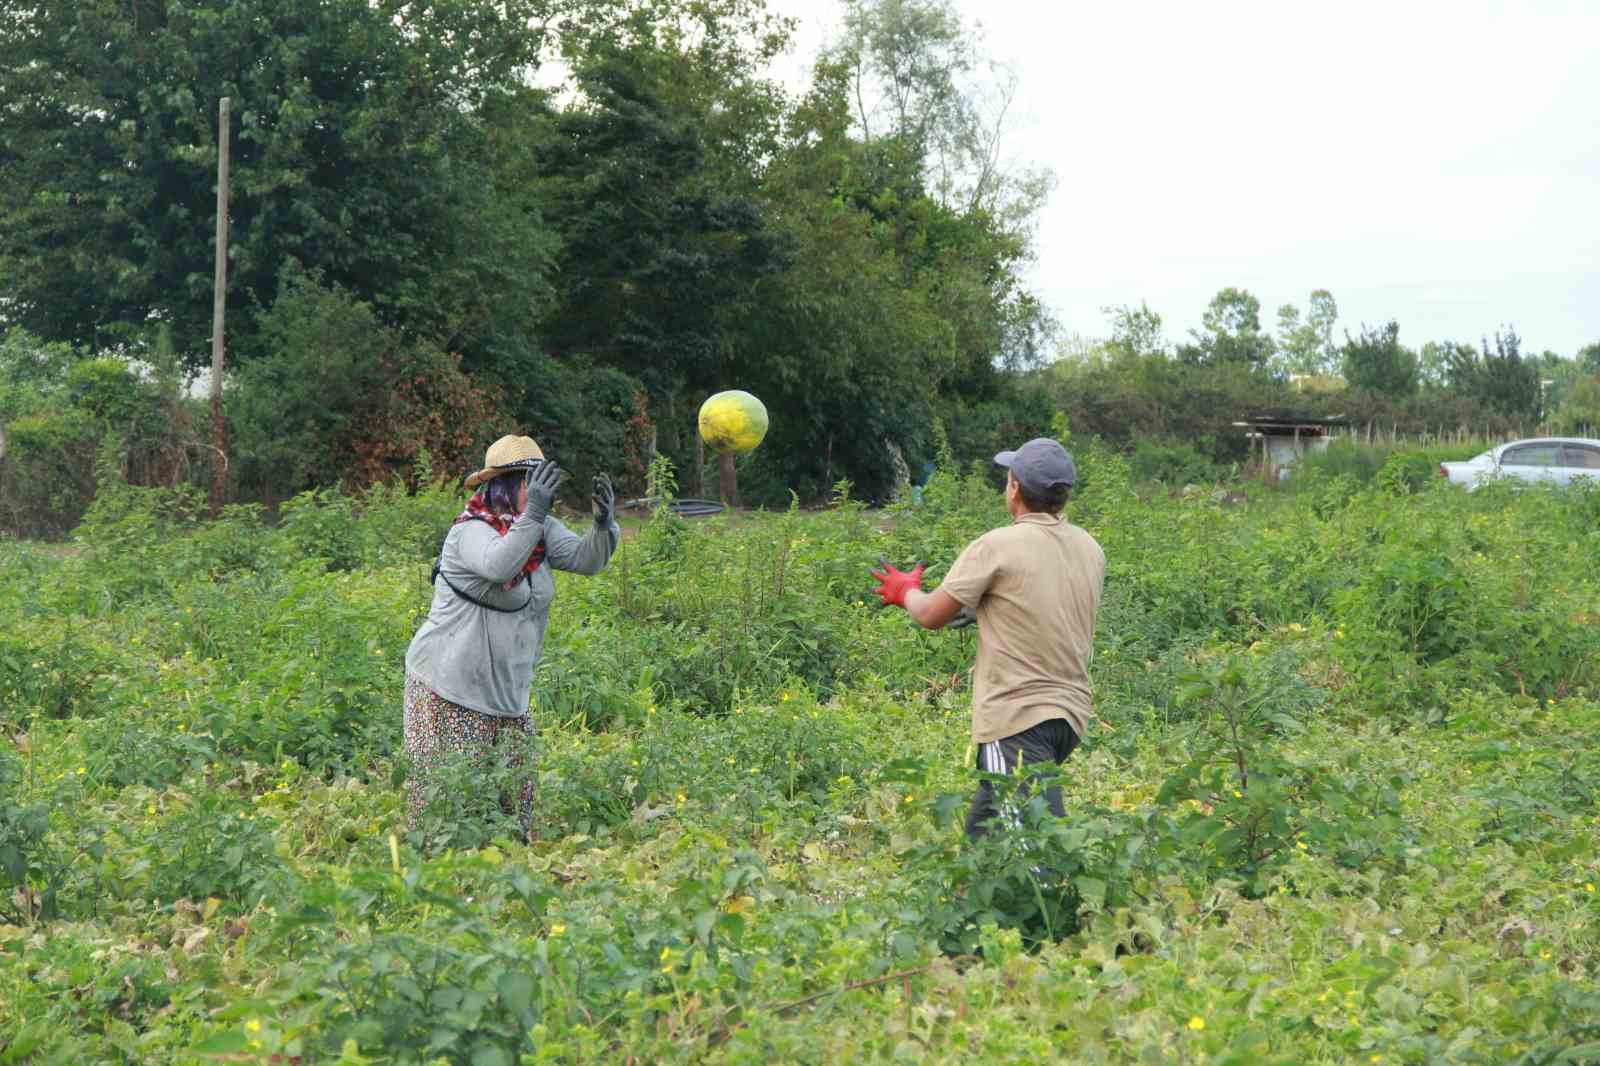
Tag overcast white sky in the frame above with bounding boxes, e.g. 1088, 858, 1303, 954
766, 0, 1600, 356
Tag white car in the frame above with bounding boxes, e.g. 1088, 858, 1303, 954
1439, 437, 1600, 490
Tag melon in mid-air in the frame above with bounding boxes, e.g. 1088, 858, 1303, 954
698, 390, 769, 454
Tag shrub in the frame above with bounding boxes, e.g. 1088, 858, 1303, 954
1128, 437, 1227, 486
897, 761, 1144, 953
142, 793, 289, 907
1151, 651, 1411, 895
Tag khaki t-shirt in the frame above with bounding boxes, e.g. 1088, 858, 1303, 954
939, 512, 1106, 744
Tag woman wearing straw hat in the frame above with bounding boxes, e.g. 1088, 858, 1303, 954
403, 434, 618, 837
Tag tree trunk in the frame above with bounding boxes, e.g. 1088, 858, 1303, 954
696, 433, 706, 500
718, 452, 738, 509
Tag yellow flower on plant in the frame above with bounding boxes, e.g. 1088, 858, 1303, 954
1187, 1016, 1205, 1031
550, 923, 566, 936
76, 766, 86, 775
246, 1019, 262, 1034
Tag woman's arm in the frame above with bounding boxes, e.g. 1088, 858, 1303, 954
456, 516, 546, 584
543, 516, 619, 576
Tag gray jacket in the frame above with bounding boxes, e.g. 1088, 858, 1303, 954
404, 512, 618, 717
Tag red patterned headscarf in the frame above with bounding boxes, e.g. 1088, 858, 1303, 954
455, 491, 546, 587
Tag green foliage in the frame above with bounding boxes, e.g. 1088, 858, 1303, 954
1179, 287, 1275, 369
1042, 351, 1296, 466
4, 469, 1600, 1060
0, 750, 56, 922
231, 275, 508, 500
1552, 370, 1600, 436
1274, 290, 1338, 376
0, 0, 555, 361
1128, 438, 1228, 485
1342, 320, 1419, 396
407, 733, 540, 853
0, 329, 196, 536
901, 762, 1144, 953
1298, 439, 1485, 487
1445, 329, 1542, 421
1153, 652, 1412, 896
143, 793, 288, 907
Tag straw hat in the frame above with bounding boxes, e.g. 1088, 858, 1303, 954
464, 434, 546, 489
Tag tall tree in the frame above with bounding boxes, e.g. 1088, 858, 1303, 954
1444, 328, 1539, 420
1274, 289, 1337, 375
532, 45, 793, 406
1181, 287, 1274, 370
1341, 320, 1418, 396
0, 0, 555, 361
1104, 303, 1166, 360
1579, 341, 1600, 374
832, 0, 1052, 233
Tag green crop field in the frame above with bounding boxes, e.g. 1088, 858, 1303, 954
3, 447, 1599, 1064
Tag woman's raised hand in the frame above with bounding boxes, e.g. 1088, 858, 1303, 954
522, 462, 562, 524
592, 473, 615, 525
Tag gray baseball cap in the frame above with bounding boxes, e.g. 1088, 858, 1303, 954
994, 438, 1076, 495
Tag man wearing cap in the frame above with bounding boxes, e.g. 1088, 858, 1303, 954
871, 438, 1105, 838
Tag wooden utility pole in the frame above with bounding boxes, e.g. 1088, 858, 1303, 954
209, 96, 231, 513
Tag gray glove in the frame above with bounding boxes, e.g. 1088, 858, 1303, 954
521, 462, 562, 524
949, 605, 977, 630
592, 473, 615, 526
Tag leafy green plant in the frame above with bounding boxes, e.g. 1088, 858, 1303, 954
1153, 651, 1410, 894
899, 760, 1143, 954
0, 751, 103, 923
142, 793, 289, 907
405, 730, 541, 852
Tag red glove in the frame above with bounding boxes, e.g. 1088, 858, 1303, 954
871, 560, 924, 609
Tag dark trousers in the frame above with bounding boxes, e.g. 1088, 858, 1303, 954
964, 717, 1079, 839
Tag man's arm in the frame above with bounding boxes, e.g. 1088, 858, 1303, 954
870, 560, 968, 629
904, 587, 966, 630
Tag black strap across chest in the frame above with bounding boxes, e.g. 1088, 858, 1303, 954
430, 515, 534, 613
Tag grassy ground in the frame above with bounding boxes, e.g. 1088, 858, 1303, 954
3, 453, 1598, 1063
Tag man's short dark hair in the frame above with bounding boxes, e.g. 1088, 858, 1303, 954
1016, 479, 1070, 514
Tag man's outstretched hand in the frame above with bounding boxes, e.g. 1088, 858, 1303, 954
871, 559, 924, 609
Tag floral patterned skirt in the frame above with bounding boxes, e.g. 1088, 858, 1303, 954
403, 673, 535, 833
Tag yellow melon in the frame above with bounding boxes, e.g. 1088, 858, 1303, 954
698, 390, 769, 455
